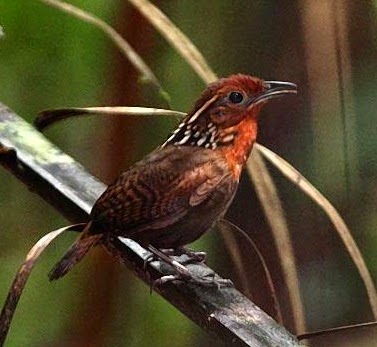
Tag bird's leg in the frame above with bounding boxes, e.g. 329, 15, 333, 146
144, 246, 191, 293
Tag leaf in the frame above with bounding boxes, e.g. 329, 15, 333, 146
35, 106, 185, 130
246, 150, 306, 332
127, 0, 217, 84
218, 219, 283, 324
0, 224, 86, 347
39, 0, 170, 105
256, 143, 377, 317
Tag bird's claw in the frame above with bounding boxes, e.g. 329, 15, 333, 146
151, 269, 192, 289
154, 271, 234, 289
194, 272, 234, 288
153, 248, 207, 264
172, 247, 207, 264
179, 251, 207, 264
154, 275, 179, 286
146, 245, 232, 290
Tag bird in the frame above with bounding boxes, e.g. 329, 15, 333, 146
48, 74, 297, 281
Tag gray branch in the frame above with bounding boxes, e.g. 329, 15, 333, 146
0, 102, 300, 347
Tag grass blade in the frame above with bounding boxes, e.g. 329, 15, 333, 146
256, 143, 377, 317
246, 150, 306, 333
0, 224, 85, 347
39, 0, 169, 104
127, 0, 217, 84
218, 219, 284, 324
35, 106, 185, 130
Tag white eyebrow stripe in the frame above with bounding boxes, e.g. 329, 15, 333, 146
187, 94, 219, 124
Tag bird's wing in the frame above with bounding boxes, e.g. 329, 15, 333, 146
90, 158, 229, 235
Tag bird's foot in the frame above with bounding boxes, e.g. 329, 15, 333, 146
151, 270, 233, 291
155, 271, 233, 289
149, 247, 206, 264
147, 245, 233, 289
173, 247, 207, 264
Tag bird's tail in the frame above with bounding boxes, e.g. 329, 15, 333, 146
49, 222, 102, 281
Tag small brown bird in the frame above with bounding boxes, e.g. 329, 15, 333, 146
49, 74, 297, 281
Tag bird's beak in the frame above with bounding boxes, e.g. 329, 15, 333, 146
250, 80, 297, 106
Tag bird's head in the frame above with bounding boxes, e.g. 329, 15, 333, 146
163, 74, 297, 153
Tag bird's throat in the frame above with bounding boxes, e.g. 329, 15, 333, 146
221, 117, 258, 179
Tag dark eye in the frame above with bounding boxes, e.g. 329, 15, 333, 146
229, 91, 244, 104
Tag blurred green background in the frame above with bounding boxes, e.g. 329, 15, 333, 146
0, 1, 376, 346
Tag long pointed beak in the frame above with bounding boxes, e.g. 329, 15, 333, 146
250, 80, 297, 106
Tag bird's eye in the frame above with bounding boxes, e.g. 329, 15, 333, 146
229, 91, 244, 104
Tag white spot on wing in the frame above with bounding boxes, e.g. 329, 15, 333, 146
208, 125, 216, 133
197, 136, 207, 146
221, 134, 235, 143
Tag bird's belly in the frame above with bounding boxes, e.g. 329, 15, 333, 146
139, 213, 215, 249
